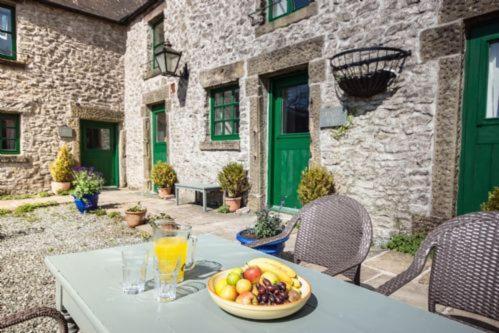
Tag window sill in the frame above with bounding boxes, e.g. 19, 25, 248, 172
143, 67, 163, 80
255, 2, 318, 37
199, 140, 240, 151
0, 154, 31, 163
0, 55, 28, 68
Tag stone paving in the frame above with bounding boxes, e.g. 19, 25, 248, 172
1, 189, 497, 329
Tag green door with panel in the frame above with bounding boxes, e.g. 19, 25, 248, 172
458, 21, 499, 214
269, 73, 311, 209
151, 105, 167, 191
80, 120, 118, 187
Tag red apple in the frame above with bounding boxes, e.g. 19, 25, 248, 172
243, 266, 262, 284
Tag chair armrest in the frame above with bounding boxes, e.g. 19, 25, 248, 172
0, 307, 68, 333
246, 215, 300, 249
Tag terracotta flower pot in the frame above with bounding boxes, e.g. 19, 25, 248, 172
51, 181, 71, 194
158, 187, 173, 199
225, 197, 242, 212
124, 209, 147, 228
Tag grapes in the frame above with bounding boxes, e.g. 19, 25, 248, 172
254, 282, 289, 306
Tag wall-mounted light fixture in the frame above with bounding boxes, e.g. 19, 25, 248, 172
154, 40, 188, 79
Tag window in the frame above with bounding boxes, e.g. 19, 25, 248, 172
151, 17, 164, 69
0, 4, 15, 60
486, 41, 499, 118
85, 128, 111, 150
0, 113, 20, 154
268, 0, 311, 21
210, 86, 240, 141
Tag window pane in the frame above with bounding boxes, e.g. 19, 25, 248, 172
294, 0, 310, 10
215, 92, 224, 106
155, 112, 166, 142
4, 118, 15, 127
86, 128, 111, 150
224, 90, 232, 104
486, 41, 499, 118
0, 7, 12, 33
234, 105, 240, 119
214, 107, 223, 120
153, 20, 164, 46
0, 33, 13, 56
234, 121, 239, 134
5, 127, 15, 139
224, 106, 232, 119
224, 122, 233, 135
214, 122, 223, 136
234, 88, 239, 103
282, 83, 309, 134
1, 139, 15, 150
271, 0, 288, 18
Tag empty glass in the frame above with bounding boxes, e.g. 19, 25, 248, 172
154, 257, 181, 302
121, 248, 148, 295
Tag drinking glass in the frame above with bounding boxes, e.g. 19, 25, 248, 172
154, 257, 181, 302
121, 248, 148, 294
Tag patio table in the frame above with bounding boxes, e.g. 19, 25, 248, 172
45, 234, 478, 333
174, 183, 221, 212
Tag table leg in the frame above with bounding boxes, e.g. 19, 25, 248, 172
176, 187, 179, 206
203, 190, 207, 212
55, 280, 63, 311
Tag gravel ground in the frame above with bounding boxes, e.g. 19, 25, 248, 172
0, 204, 144, 332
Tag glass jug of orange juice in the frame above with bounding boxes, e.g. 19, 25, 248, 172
151, 220, 196, 282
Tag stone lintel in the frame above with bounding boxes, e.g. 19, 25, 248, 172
247, 37, 324, 76
255, 2, 318, 37
142, 86, 170, 106
439, 0, 499, 24
199, 140, 240, 151
199, 61, 244, 89
420, 22, 463, 62
71, 103, 124, 123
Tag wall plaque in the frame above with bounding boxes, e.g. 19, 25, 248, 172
320, 106, 347, 128
58, 126, 74, 138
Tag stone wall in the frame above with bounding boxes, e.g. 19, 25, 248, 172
124, 0, 446, 241
0, 0, 125, 194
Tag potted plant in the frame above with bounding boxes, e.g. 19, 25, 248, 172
151, 162, 177, 199
481, 187, 499, 211
124, 202, 147, 228
297, 164, 335, 205
217, 162, 250, 212
71, 167, 104, 213
236, 209, 287, 255
49, 144, 76, 194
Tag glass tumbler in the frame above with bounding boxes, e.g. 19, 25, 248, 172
121, 248, 149, 294
154, 257, 181, 302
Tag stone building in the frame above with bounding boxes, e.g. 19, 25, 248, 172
1, 0, 499, 241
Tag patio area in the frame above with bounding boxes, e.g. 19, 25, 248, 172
1, 189, 485, 332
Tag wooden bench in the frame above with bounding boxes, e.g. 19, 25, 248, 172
174, 183, 222, 212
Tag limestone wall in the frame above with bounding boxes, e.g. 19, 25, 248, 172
0, 0, 125, 194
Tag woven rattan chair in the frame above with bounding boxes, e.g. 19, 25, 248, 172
377, 211, 499, 331
247, 195, 373, 285
0, 307, 68, 332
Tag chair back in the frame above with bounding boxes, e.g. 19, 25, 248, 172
427, 211, 499, 320
294, 195, 372, 275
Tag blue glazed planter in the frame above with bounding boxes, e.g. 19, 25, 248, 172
73, 193, 99, 213
236, 229, 288, 256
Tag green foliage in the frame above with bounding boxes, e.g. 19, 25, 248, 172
107, 211, 122, 220
332, 115, 353, 140
0, 192, 52, 200
71, 168, 104, 200
49, 145, 76, 182
481, 187, 499, 211
217, 204, 231, 214
151, 162, 177, 188
56, 189, 71, 196
217, 162, 250, 198
127, 202, 145, 213
383, 233, 426, 256
90, 208, 107, 217
297, 164, 335, 205
0, 208, 11, 216
12, 201, 59, 217
253, 209, 283, 239
38, 191, 51, 198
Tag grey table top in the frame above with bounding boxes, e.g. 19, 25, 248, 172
45, 234, 478, 333
175, 183, 221, 190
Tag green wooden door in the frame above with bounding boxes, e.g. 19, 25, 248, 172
151, 105, 167, 165
458, 21, 499, 214
80, 120, 119, 186
269, 73, 311, 209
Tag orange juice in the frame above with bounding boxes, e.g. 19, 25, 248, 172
154, 236, 188, 281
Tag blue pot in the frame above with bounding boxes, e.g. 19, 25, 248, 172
236, 229, 288, 256
73, 193, 99, 213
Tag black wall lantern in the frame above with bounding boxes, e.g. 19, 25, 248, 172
154, 40, 187, 78
330, 47, 411, 98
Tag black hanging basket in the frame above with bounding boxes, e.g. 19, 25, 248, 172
330, 47, 411, 98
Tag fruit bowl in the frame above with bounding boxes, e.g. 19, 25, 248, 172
207, 269, 312, 320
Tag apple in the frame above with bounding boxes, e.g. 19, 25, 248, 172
243, 266, 262, 284
235, 291, 254, 305
236, 278, 252, 294
226, 272, 241, 286
219, 285, 237, 301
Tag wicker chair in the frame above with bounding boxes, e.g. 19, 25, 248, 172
0, 307, 68, 332
377, 211, 499, 331
247, 195, 373, 285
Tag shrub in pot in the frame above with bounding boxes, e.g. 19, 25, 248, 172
481, 187, 499, 211
217, 162, 250, 212
297, 164, 335, 206
236, 209, 286, 255
124, 202, 147, 228
71, 167, 104, 213
151, 162, 177, 198
49, 145, 76, 194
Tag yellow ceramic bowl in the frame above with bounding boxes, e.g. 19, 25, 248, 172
207, 270, 312, 320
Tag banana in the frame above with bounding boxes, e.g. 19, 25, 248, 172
247, 257, 297, 278
247, 259, 293, 289
292, 278, 302, 288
